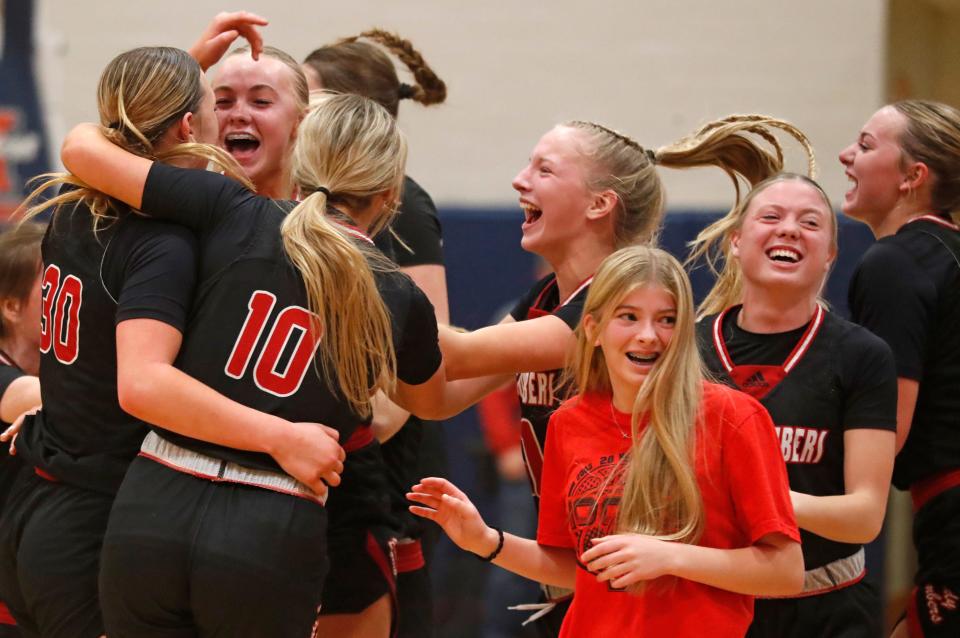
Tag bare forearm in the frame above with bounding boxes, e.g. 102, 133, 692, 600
479, 529, 577, 590
119, 362, 286, 455
791, 491, 886, 544
0, 376, 40, 423
669, 540, 803, 596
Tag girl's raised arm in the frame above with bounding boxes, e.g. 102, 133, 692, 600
61, 123, 150, 210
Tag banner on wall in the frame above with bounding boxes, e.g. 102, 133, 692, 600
0, 0, 51, 220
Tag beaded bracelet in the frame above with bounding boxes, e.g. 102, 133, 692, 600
476, 526, 505, 562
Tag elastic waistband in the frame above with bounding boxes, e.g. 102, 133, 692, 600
395, 538, 425, 573
911, 468, 960, 513
139, 431, 325, 505
764, 547, 865, 598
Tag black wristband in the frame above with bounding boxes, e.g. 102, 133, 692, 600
476, 527, 505, 562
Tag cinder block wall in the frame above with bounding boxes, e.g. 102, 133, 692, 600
34, 0, 885, 208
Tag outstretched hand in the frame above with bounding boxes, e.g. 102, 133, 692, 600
408, 477, 498, 556
189, 11, 268, 71
580, 533, 674, 589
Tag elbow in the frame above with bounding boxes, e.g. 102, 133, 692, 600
60, 135, 87, 174
117, 373, 154, 421
776, 543, 806, 596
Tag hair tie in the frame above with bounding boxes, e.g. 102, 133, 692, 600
398, 83, 416, 100
311, 186, 331, 197
645, 148, 657, 164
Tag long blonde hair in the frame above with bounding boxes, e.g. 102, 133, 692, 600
570, 246, 704, 546
563, 115, 817, 248
688, 173, 835, 318
21, 47, 250, 226
281, 93, 406, 416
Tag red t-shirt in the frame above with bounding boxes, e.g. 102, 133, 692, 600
537, 382, 799, 638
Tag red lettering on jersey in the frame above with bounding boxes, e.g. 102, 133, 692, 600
39, 265, 83, 365
225, 290, 320, 398
254, 306, 320, 397
776, 425, 829, 464
52, 275, 82, 364
225, 291, 276, 379
39, 264, 60, 353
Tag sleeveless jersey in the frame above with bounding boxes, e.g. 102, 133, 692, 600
140, 163, 442, 475
698, 306, 896, 569
509, 274, 592, 498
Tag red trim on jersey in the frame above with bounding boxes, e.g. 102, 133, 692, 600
910, 467, 960, 513
908, 214, 960, 232
0, 601, 16, 625
712, 304, 825, 375
334, 222, 375, 245
528, 274, 594, 317
395, 539, 425, 573
343, 425, 374, 454
34, 467, 58, 482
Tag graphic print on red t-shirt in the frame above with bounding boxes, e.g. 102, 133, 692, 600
567, 451, 627, 567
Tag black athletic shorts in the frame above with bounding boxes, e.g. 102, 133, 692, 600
395, 540, 432, 638
747, 579, 881, 638
99, 455, 328, 638
0, 469, 111, 638
320, 440, 400, 620
905, 484, 960, 636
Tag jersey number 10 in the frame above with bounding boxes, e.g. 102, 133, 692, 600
40, 264, 82, 365
224, 291, 321, 397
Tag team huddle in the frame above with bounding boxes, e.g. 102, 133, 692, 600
0, 10, 957, 638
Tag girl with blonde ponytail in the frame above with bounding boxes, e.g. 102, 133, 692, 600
0, 44, 279, 637
692, 174, 897, 637
303, 29, 451, 637
435, 113, 812, 633
410, 245, 802, 637
56, 33, 462, 638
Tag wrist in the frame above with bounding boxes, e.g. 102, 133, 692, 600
665, 540, 687, 578
474, 526, 505, 561
261, 416, 292, 457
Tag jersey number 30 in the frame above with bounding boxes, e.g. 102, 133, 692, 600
225, 291, 320, 397
40, 264, 82, 365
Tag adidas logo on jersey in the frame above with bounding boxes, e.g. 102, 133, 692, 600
742, 371, 768, 389
774, 425, 829, 464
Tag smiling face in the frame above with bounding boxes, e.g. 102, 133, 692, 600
585, 284, 677, 408
213, 54, 303, 197
731, 179, 836, 297
511, 126, 597, 259
838, 106, 909, 226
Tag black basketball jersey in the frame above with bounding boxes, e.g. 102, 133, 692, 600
15, 201, 198, 495
698, 305, 897, 570
509, 273, 592, 498
377, 175, 446, 537
849, 215, 960, 490
140, 163, 442, 475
